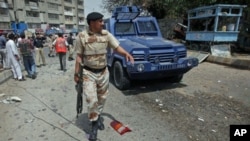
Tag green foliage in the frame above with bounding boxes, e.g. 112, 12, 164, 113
102, 0, 249, 19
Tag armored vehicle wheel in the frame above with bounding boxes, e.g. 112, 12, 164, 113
167, 74, 183, 83
113, 61, 131, 90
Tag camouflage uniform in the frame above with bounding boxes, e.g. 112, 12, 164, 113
48, 34, 57, 57
75, 29, 119, 121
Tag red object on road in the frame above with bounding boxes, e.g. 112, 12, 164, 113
110, 120, 131, 135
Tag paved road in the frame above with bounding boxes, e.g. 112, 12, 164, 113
0, 48, 250, 141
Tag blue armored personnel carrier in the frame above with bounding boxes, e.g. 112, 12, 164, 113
105, 6, 199, 90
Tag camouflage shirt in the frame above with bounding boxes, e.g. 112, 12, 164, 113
75, 29, 119, 69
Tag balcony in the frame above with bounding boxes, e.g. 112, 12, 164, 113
29, 2, 38, 10
64, 11, 74, 16
64, 20, 74, 25
47, 0, 62, 4
78, 13, 84, 17
8, 3, 13, 9
0, 15, 11, 22
79, 21, 85, 25
64, 2, 73, 7
78, 4, 83, 9
25, 17, 41, 23
48, 18, 61, 24
48, 6, 63, 14
0, 2, 8, 8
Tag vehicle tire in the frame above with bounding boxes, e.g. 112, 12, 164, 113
112, 61, 131, 90
167, 74, 183, 83
201, 44, 210, 52
190, 44, 200, 51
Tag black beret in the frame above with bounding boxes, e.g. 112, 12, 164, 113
87, 12, 103, 21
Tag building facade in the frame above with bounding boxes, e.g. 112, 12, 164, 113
0, 0, 85, 33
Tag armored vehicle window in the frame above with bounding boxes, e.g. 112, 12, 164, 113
137, 21, 157, 33
115, 22, 135, 35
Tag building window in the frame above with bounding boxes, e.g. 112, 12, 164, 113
65, 15, 73, 21
0, 8, 8, 16
78, 9, 84, 14
78, 25, 84, 30
79, 17, 84, 23
78, 1, 83, 6
25, 0, 38, 5
0, 22, 9, 29
65, 24, 73, 29
48, 3, 59, 10
24, 0, 29, 5
26, 11, 39, 17
64, 6, 72, 12
64, 0, 72, 4
48, 13, 59, 20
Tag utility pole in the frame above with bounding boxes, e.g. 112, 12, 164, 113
76, 0, 79, 30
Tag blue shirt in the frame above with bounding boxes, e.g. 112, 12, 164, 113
0, 35, 6, 49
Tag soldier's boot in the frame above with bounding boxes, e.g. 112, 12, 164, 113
89, 121, 98, 141
97, 115, 104, 130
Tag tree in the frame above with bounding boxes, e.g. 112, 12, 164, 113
102, 0, 249, 19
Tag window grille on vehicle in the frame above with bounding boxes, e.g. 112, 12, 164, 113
148, 52, 175, 63
132, 54, 145, 61
177, 51, 186, 58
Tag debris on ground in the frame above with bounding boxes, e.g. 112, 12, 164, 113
0, 96, 22, 104
110, 120, 132, 135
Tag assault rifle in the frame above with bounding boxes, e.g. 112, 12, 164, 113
75, 64, 83, 118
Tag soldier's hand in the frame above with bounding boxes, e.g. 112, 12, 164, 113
74, 74, 79, 83
126, 53, 134, 64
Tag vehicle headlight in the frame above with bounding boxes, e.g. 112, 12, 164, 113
137, 64, 145, 72
187, 60, 193, 67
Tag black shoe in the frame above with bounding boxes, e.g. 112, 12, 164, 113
26, 75, 32, 78
97, 116, 104, 130
68, 57, 74, 61
89, 121, 98, 141
48, 54, 51, 57
32, 74, 36, 79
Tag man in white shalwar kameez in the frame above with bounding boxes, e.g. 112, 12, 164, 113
6, 33, 25, 81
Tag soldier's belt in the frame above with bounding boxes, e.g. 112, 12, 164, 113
83, 66, 106, 73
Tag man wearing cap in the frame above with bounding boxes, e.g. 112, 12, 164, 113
74, 12, 134, 141
34, 33, 46, 67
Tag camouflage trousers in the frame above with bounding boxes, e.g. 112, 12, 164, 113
82, 67, 109, 121
68, 44, 74, 58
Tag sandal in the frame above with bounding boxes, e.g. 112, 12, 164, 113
18, 78, 26, 81
18, 77, 26, 81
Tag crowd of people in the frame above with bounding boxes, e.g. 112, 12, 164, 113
0, 31, 76, 81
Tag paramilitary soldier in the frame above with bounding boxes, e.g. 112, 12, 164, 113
74, 12, 134, 141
